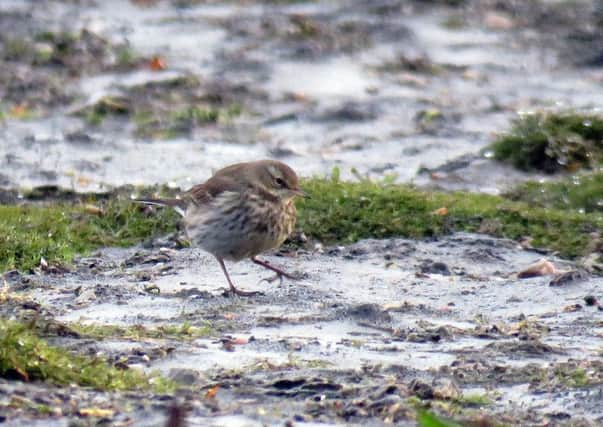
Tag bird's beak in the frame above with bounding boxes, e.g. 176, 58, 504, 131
292, 188, 310, 198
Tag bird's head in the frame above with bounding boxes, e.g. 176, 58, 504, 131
255, 160, 307, 202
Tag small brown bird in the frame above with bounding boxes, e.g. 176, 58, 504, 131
136, 160, 306, 296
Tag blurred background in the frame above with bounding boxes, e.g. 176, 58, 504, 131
1, 0, 601, 195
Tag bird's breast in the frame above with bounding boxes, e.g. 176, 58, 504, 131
184, 191, 296, 261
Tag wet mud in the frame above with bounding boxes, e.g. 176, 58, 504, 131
1, 0, 602, 425
3, 233, 603, 425
1, 0, 601, 192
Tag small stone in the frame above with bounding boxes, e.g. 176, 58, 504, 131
549, 270, 588, 286
518, 258, 559, 279
563, 304, 582, 312
418, 260, 451, 276
485, 11, 514, 30
584, 295, 597, 306
409, 379, 434, 399
433, 377, 461, 400
169, 368, 201, 385
74, 288, 96, 304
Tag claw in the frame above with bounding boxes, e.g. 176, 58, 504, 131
216, 256, 263, 297
251, 257, 301, 281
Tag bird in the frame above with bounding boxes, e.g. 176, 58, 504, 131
135, 160, 307, 296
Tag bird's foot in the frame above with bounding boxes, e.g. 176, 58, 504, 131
258, 273, 284, 286
258, 270, 305, 286
251, 257, 303, 281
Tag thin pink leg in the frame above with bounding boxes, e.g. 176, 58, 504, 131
216, 257, 260, 297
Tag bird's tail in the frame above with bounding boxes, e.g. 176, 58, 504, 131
134, 198, 186, 217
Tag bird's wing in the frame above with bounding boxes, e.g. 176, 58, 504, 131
186, 174, 247, 206
133, 197, 187, 217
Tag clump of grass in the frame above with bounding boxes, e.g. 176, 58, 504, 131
0, 199, 179, 272
297, 173, 603, 259
115, 45, 139, 67
77, 96, 131, 126
506, 171, 603, 213
0, 320, 174, 392
489, 112, 603, 173
454, 393, 492, 406
34, 31, 79, 52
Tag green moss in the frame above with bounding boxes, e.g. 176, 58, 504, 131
441, 15, 466, 30
490, 112, 603, 173
1, 176, 601, 273
0, 320, 174, 392
416, 409, 462, 427
2, 38, 34, 61
70, 321, 215, 341
297, 176, 602, 259
136, 104, 242, 139
34, 31, 79, 50
0, 199, 179, 272
171, 105, 220, 125
454, 393, 492, 406
115, 45, 138, 67
506, 171, 603, 213
555, 366, 590, 387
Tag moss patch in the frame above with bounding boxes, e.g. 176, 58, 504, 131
73, 75, 244, 139
1, 177, 601, 273
69, 321, 215, 341
416, 409, 462, 427
489, 112, 603, 173
135, 104, 242, 139
505, 171, 603, 213
297, 176, 602, 259
0, 320, 174, 392
0, 198, 179, 272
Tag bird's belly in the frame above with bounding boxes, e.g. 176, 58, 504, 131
184, 202, 295, 261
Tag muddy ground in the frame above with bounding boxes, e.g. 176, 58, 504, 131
1, 0, 603, 426
1, 0, 602, 193
2, 233, 603, 426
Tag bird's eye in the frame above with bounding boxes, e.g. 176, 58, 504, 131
275, 177, 287, 188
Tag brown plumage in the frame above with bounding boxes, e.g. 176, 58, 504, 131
136, 160, 306, 296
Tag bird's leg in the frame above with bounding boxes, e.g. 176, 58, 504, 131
251, 257, 300, 284
216, 257, 261, 297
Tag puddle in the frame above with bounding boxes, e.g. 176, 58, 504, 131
268, 58, 377, 99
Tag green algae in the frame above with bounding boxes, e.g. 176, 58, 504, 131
417, 409, 463, 427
